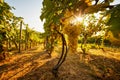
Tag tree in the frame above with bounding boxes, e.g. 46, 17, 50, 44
0, 1, 14, 52
40, 0, 115, 77
0, 1, 15, 60
6, 16, 21, 50
79, 13, 109, 54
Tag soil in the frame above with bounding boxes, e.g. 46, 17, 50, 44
0, 46, 120, 80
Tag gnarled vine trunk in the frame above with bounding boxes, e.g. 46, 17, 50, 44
52, 30, 68, 77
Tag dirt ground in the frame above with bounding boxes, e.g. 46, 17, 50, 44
0, 46, 120, 80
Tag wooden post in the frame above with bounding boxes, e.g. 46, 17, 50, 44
18, 21, 22, 53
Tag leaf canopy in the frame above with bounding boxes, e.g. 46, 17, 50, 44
107, 4, 120, 38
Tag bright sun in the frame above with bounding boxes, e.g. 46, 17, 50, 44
70, 12, 102, 26
76, 16, 83, 22
70, 16, 83, 25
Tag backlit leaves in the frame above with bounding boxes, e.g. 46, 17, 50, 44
40, 0, 115, 52
107, 4, 120, 38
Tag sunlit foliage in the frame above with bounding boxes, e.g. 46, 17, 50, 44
106, 31, 120, 46
40, 0, 114, 54
107, 4, 120, 38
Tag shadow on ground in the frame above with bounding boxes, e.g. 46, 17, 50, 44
16, 52, 120, 80
0, 49, 120, 80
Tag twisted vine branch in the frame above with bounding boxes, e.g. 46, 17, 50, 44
52, 30, 68, 77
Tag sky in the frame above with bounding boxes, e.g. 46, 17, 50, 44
5, 0, 120, 33
110, 0, 120, 5
5, 0, 44, 32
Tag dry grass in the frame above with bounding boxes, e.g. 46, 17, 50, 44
0, 46, 120, 80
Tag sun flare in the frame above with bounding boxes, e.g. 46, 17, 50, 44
70, 16, 83, 25
76, 16, 83, 22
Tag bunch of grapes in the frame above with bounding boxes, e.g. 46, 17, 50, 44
63, 24, 81, 53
